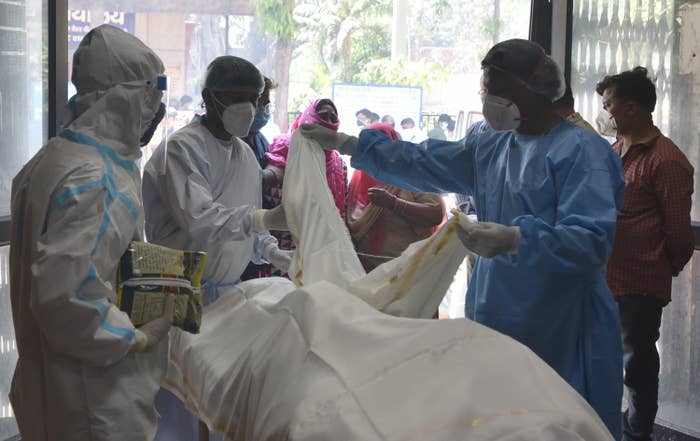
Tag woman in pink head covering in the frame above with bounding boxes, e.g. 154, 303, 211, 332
258, 99, 348, 276
347, 123, 445, 272
265, 99, 347, 215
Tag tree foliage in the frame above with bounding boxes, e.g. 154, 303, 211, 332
353, 58, 450, 90
294, 0, 391, 82
256, 0, 530, 118
256, 0, 298, 131
348, 25, 391, 77
256, 0, 298, 41
406, 0, 529, 73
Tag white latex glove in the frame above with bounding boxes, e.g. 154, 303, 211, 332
131, 294, 175, 352
263, 242, 293, 273
299, 124, 358, 155
253, 205, 288, 233
456, 217, 521, 258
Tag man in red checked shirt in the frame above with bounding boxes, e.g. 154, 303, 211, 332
596, 67, 695, 441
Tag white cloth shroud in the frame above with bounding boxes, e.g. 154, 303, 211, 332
164, 131, 614, 440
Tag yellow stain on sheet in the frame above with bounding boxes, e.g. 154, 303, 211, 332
390, 215, 459, 301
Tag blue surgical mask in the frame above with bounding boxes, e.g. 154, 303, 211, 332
249, 106, 271, 133
357, 118, 365, 127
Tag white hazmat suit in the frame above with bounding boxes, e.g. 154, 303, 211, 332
143, 118, 272, 300
142, 59, 284, 441
142, 55, 287, 303
9, 25, 167, 441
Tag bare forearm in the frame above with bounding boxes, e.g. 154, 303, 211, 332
392, 198, 443, 227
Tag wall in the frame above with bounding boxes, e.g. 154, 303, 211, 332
135, 13, 187, 99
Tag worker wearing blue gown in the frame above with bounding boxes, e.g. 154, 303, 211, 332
301, 39, 625, 440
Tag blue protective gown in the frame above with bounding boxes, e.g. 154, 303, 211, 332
353, 119, 624, 439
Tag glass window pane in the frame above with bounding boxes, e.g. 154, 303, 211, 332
0, 0, 46, 437
0, 245, 17, 438
65, 1, 530, 175
0, 0, 48, 217
572, 0, 700, 437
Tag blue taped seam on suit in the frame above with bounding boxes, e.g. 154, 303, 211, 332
75, 263, 107, 313
61, 129, 135, 172
56, 129, 140, 341
99, 321, 135, 339
73, 263, 134, 339
47, 178, 104, 218
115, 192, 139, 219
91, 191, 113, 257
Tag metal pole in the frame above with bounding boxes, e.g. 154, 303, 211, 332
391, 0, 408, 60
50, 0, 69, 137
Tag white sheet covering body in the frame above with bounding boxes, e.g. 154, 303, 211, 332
164, 132, 615, 440
283, 131, 466, 318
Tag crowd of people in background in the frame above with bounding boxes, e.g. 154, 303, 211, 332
350, 108, 461, 143
142, 97, 464, 173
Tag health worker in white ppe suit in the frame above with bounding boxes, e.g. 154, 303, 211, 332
302, 39, 625, 440
143, 55, 290, 302
142, 55, 290, 441
9, 24, 175, 441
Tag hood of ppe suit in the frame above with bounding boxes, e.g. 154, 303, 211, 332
481, 38, 565, 102
64, 24, 165, 161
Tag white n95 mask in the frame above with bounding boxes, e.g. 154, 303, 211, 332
596, 108, 618, 137
221, 102, 256, 137
481, 94, 521, 131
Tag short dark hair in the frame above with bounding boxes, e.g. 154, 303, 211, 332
381, 114, 394, 123
400, 117, 415, 126
438, 113, 451, 123
596, 66, 656, 112
555, 84, 574, 109
356, 108, 372, 118
369, 112, 380, 122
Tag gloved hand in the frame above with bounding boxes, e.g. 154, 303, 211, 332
299, 124, 358, 155
253, 205, 288, 233
263, 242, 293, 273
456, 217, 520, 258
131, 294, 175, 352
